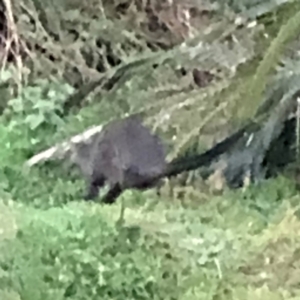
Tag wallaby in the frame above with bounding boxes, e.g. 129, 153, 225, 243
71, 115, 167, 204
72, 115, 256, 204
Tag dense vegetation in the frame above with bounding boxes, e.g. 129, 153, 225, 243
1, 0, 300, 299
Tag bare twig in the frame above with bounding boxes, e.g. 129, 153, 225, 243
25, 125, 104, 168
2, 0, 23, 91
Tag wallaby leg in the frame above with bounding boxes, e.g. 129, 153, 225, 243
102, 184, 123, 204
84, 184, 100, 200
84, 176, 105, 201
135, 178, 163, 196
154, 179, 163, 197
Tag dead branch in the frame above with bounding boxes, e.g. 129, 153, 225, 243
24, 125, 104, 168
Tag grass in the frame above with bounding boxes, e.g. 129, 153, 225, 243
0, 173, 300, 299
1, 63, 300, 298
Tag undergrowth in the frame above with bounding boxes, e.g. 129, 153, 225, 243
1, 1, 300, 299
0, 80, 300, 299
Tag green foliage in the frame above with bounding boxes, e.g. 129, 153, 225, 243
240, 4, 300, 119
0, 203, 193, 300
215, 0, 293, 18
1, 0, 300, 299
0, 181, 300, 299
5, 79, 74, 132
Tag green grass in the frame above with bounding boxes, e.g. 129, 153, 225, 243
0, 174, 300, 299
1, 76, 300, 299
0, 116, 299, 299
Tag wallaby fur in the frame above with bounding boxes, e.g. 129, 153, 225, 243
71, 116, 167, 203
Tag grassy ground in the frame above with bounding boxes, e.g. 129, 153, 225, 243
1, 51, 300, 298
0, 172, 300, 300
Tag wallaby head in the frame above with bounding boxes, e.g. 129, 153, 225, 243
71, 138, 97, 179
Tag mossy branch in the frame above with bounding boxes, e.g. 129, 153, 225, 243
241, 6, 300, 119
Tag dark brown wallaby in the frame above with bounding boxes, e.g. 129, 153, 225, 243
72, 115, 167, 204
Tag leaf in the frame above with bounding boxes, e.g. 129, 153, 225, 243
25, 114, 45, 130
33, 100, 55, 110
8, 98, 24, 113
0, 69, 12, 82
65, 9, 80, 21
